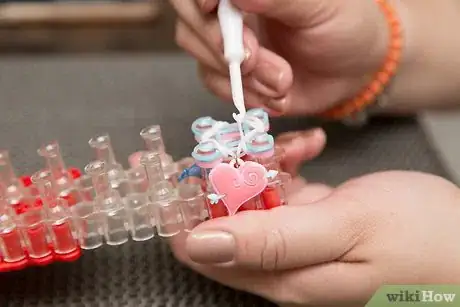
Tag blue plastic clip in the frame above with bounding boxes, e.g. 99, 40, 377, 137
178, 164, 203, 183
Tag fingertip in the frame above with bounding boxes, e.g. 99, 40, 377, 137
264, 95, 291, 115
276, 128, 324, 146
277, 128, 327, 175
241, 26, 260, 74
250, 48, 293, 98
208, 21, 258, 75
312, 128, 327, 151
243, 49, 293, 110
293, 128, 327, 160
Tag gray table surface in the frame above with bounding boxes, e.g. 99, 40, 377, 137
0, 54, 449, 306
419, 110, 460, 185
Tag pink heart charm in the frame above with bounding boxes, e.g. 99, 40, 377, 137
209, 161, 268, 215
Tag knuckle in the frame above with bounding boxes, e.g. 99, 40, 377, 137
259, 224, 288, 271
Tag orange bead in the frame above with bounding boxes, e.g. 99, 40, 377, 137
391, 38, 402, 50
362, 90, 375, 102
377, 72, 390, 84
384, 60, 397, 73
370, 81, 383, 95
388, 50, 400, 61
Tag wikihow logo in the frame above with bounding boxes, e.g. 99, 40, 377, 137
366, 285, 460, 307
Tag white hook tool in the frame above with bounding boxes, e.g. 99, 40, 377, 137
218, 0, 246, 117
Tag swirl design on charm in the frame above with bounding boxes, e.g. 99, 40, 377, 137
243, 170, 260, 187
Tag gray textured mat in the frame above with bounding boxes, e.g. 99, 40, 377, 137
0, 55, 449, 306
419, 110, 460, 186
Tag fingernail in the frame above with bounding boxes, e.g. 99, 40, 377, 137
244, 48, 251, 61
310, 128, 324, 138
302, 128, 325, 142
253, 61, 283, 93
187, 230, 235, 264
301, 128, 322, 138
288, 129, 322, 147
265, 96, 289, 114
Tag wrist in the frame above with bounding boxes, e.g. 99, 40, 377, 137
320, 0, 402, 121
383, 0, 460, 111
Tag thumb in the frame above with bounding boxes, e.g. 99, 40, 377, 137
185, 191, 365, 270
231, 0, 334, 27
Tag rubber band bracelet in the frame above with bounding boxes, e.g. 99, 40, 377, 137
319, 0, 403, 121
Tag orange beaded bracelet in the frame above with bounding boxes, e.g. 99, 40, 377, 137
319, 0, 402, 120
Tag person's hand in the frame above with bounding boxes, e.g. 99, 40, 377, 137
170, 0, 390, 115
170, 169, 460, 306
